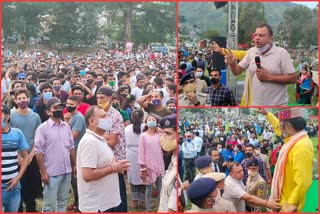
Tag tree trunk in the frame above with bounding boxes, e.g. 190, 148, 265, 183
124, 3, 133, 44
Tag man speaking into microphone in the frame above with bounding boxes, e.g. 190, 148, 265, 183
225, 24, 296, 106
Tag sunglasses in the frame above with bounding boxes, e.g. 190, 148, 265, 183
19, 78, 25, 80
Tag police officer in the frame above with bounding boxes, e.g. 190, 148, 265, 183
245, 158, 267, 212
178, 72, 209, 106
194, 155, 213, 180
203, 172, 237, 212
187, 178, 218, 212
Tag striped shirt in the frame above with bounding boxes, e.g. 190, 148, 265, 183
2, 128, 29, 183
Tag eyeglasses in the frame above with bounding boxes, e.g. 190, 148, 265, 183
19, 78, 25, 80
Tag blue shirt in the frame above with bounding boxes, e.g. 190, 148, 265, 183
2, 128, 29, 184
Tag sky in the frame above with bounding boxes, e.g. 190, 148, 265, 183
293, 1, 318, 9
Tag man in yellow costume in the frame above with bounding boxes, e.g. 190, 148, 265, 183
257, 108, 314, 212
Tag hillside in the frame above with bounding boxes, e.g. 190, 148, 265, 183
179, 2, 301, 36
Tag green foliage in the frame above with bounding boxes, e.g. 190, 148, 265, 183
48, 3, 99, 49
201, 29, 220, 41
238, 2, 267, 44
278, 5, 318, 47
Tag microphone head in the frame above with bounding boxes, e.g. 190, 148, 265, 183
255, 56, 261, 64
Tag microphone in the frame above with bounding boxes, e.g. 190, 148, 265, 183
255, 56, 262, 69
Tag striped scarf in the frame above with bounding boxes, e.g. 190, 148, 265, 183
270, 130, 307, 200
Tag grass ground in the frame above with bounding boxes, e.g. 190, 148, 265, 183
34, 174, 159, 212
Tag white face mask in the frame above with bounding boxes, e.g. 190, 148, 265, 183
135, 70, 141, 75
214, 190, 221, 204
255, 150, 260, 155
248, 170, 258, 177
97, 118, 112, 132
196, 72, 203, 77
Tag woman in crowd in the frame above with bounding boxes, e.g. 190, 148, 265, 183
138, 114, 165, 211
125, 109, 145, 209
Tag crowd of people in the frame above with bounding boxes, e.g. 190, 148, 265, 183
178, 108, 316, 212
178, 23, 318, 106
1, 47, 179, 212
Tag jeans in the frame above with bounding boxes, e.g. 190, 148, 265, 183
2, 183, 21, 212
113, 174, 127, 212
42, 173, 71, 212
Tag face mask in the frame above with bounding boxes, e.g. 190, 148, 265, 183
215, 190, 221, 204
97, 118, 112, 131
147, 120, 157, 128
96, 80, 103, 86
52, 110, 63, 119
53, 85, 61, 91
211, 78, 220, 85
186, 138, 192, 142
160, 135, 176, 152
196, 72, 203, 77
248, 170, 258, 177
258, 43, 271, 53
122, 94, 128, 99
152, 99, 161, 106
66, 106, 76, 112
135, 70, 141, 75
80, 70, 86, 76
43, 92, 52, 101
2, 118, 6, 129
245, 152, 253, 158
183, 83, 196, 93
17, 100, 29, 109
87, 79, 93, 84
255, 150, 260, 155
206, 197, 216, 206
98, 101, 110, 109
169, 107, 176, 114
218, 148, 222, 153
234, 147, 239, 152
109, 81, 115, 87
112, 103, 119, 109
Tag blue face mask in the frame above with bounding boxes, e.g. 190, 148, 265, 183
147, 121, 157, 128
43, 92, 52, 101
186, 138, 192, 142
2, 118, 6, 129
152, 99, 161, 106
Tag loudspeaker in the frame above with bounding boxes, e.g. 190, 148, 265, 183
214, 2, 227, 9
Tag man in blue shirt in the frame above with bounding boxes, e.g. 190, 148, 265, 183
2, 104, 29, 212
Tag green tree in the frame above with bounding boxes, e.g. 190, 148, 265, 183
278, 5, 318, 47
48, 3, 99, 49
202, 29, 220, 40
2, 2, 49, 49
238, 2, 267, 44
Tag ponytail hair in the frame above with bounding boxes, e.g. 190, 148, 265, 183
131, 109, 144, 134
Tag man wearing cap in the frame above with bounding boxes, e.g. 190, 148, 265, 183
2, 104, 29, 212
187, 178, 218, 212
178, 72, 209, 106
244, 158, 267, 212
253, 145, 272, 184
203, 172, 237, 212
158, 114, 178, 212
96, 86, 127, 212
182, 132, 198, 182
194, 155, 213, 181
257, 108, 314, 212
34, 97, 76, 212
223, 162, 281, 212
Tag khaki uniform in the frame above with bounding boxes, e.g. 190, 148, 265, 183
214, 196, 237, 212
178, 93, 210, 107
245, 174, 267, 212
196, 79, 208, 93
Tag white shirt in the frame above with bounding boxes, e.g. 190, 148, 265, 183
131, 87, 144, 108
77, 129, 120, 212
223, 175, 246, 212
193, 136, 203, 153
